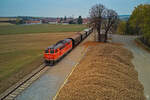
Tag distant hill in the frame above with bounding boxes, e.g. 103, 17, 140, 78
119, 15, 130, 21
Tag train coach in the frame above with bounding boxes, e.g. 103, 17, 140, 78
44, 28, 93, 66
69, 32, 82, 47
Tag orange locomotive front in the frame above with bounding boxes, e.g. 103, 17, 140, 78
44, 39, 73, 65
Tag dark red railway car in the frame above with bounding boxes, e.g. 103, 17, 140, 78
69, 32, 82, 47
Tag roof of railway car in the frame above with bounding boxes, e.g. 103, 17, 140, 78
80, 31, 86, 35
47, 39, 71, 50
70, 33, 82, 39
84, 29, 90, 32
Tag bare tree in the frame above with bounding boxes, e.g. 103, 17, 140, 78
89, 4, 105, 41
103, 9, 118, 42
89, 4, 118, 42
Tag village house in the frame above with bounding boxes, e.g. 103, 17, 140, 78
25, 19, 42, 24
82, 18, 89, 24
42, 18, 59, 24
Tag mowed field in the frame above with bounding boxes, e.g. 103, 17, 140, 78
0, 24, 87, 94
0, 24, 87, 35
0, 17, 16, 26
0, 23, 14, 26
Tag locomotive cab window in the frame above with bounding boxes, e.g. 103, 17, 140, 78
45, 50, 49, 53
55, 49, 58, 53
50, 49, 54, 54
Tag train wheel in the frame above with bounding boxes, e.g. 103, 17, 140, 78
44, 60, 48, 66
50, 60, 55, 66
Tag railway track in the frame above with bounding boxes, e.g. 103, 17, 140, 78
0, 64, 49, 100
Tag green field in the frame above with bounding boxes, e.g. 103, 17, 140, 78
0, 24, 87, 35
0, 22, 14, 26
0, 24, 87, 94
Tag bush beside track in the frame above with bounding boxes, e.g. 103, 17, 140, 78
56, 42, 145, 100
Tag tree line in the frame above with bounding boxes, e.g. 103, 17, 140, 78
60, 16, 83, 24
15, 16, 83, 25
117, 4, 150, 47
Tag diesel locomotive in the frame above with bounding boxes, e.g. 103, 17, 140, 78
44, 28, 93, 66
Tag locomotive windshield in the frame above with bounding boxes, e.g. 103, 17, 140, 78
45, 50, 49, 53
45, 49, 55, 54
50, 49, 54, 54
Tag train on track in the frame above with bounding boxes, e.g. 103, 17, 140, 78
44, 28, 93, 66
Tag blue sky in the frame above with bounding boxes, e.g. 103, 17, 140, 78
0, 0, 149, 18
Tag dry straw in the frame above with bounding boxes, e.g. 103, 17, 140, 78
56, 42, 145, 100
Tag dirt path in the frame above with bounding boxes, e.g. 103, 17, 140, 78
15, 33, 94, 100
112, 34, 150, 100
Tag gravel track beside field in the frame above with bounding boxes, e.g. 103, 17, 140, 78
112, 34, 150, 100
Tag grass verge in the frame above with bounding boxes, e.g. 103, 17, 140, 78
135, 38, 150, 53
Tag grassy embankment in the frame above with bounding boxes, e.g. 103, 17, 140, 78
0, 24, 87, 94
135, 38, 150, 53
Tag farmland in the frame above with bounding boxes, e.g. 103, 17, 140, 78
0, 24, 87, 35
0, 24, 87, 94
0, 17, 16, 26
0, 23, 14, 26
